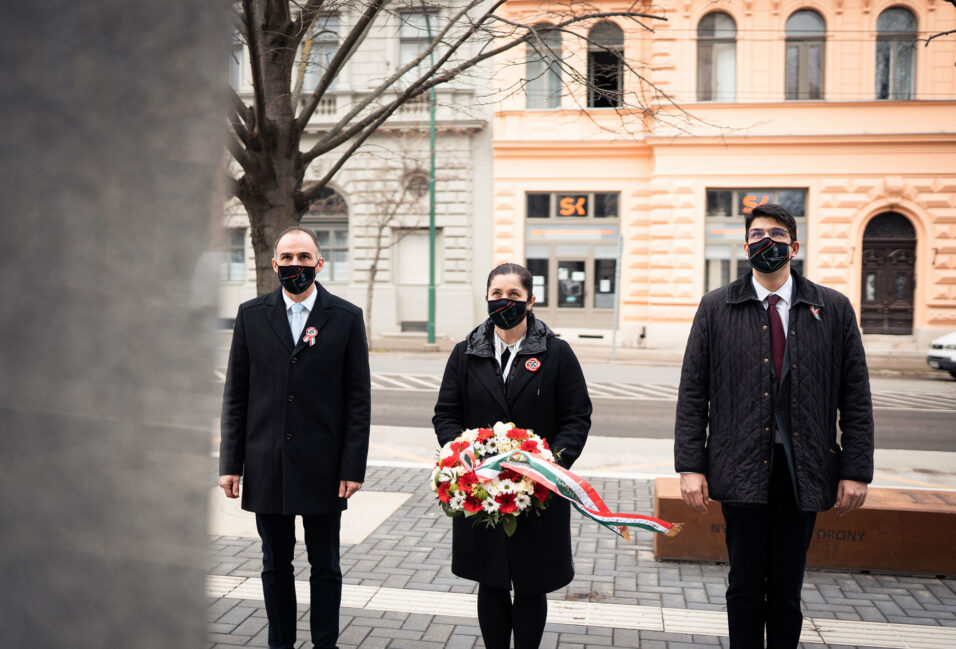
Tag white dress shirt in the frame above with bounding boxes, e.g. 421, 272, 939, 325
282, 287, 318, 343
752, 274, 793, 338
494, 331, 525, 382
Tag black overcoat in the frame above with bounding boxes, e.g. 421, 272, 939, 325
433, 314, 592, 594
219, 284, 371, 515
674, 271, 874, 512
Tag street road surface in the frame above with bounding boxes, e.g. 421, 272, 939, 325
211, 357, 956, 452
363, 366, 956, 453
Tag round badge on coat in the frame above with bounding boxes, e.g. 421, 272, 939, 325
525, 358, 541, 372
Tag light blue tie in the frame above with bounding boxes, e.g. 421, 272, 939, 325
290, 303, 306, 344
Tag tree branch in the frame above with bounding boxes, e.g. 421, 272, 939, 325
923, 28, 956, 47
303, 0, 501, 164
301, 107, 401, 205
230, 87, 256, 131
227, 131, 255, 174
229, 112, 252, 151
303, 7, 666, 165
297, 0, 389, 132
290, 11, 320, 108
225, 173, 246, 203
289, 0, 328, 41
241, 0, 268, 136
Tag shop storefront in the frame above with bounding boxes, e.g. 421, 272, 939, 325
704, 188, 807, 292
523, 191, 621, 330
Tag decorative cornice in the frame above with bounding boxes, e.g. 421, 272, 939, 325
492, 140, 653, 158
645, 133, 956, 147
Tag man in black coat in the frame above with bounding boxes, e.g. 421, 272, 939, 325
219, 227, 370, 649
675, 204, 874, 649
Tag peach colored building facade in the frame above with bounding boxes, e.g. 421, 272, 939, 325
492, 0, 956, 347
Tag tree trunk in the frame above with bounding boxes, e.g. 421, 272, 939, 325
248, 202, 298, 296
243, 171, 303, 295
240, 3, 308, 296
364, 223, 387, 345
365, 259, 378, 346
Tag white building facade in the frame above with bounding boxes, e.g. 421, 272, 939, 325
221, 3, 495, 342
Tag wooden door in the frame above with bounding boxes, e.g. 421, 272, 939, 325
860, 213, 916, 335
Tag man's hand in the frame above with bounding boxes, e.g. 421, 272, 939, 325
680, 473, 710, 514
219, 475, 240, 499
339, 480, 362, 499
835, 480, 867, 516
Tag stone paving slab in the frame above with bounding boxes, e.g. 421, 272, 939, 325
207, 465, 956, 648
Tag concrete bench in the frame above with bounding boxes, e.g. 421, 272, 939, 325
653, 477, 956, 577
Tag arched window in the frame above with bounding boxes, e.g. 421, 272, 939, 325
697, 12, 736, 102
302, 13, 340, 93
785, 10, 825, 100
526, 24, 562, 109
587, 21, 624, 108
863, 211, 916, 239
876, 7, 917, 100
302, 187, 349, 282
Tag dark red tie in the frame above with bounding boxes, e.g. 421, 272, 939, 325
767, 294, 785, 385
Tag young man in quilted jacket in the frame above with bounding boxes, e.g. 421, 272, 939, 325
674, 203, 874, 649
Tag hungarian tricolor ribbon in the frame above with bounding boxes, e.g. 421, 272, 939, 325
302, 326, 317, 347
457, 443, 682, 543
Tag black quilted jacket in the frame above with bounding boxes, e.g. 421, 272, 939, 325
674, 271, 874, 512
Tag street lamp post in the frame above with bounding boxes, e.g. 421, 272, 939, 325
423, 6, 437, 346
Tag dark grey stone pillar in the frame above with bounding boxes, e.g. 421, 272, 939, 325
0, 3, 227, 646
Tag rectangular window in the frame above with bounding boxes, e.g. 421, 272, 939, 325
527, 258, 549, 306
524, 192, 621, 220
594, 193, 618, 218
400, 11, 438, 81
557, 261, 586, 308
594, 257, 616, 308
526, 30, 562, 109
314, 225, 350, 282
527, 193, 550, 219
706, 189, 733, 216
786, 40, 825, 100
698, 40, 736, 102
302, 14, 339, 93
876, 39, 915, 100
704, 188, 808, 290
587, 51, 622, 108
221, 228, 245, 281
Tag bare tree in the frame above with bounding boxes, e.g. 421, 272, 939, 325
352, 131, 433, 343
228, 0, 668, 294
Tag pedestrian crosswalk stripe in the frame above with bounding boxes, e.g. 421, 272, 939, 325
213, 369, 956, 411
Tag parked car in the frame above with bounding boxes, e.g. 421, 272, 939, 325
927, 331, 956, 378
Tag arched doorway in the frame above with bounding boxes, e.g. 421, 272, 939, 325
860, 212, 916, 334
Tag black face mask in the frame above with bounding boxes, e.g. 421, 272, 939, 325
277, 264, 317, 294
487, 298, 528, 330
748, 238, 792, 274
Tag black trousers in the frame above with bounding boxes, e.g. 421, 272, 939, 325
256, 512, 342, 649
721, 450, 817, 649
476, 583, 548, 649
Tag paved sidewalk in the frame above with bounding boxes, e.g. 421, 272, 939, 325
207, 464, 956, 649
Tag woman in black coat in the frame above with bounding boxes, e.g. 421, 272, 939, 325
433, 263, 592, 649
